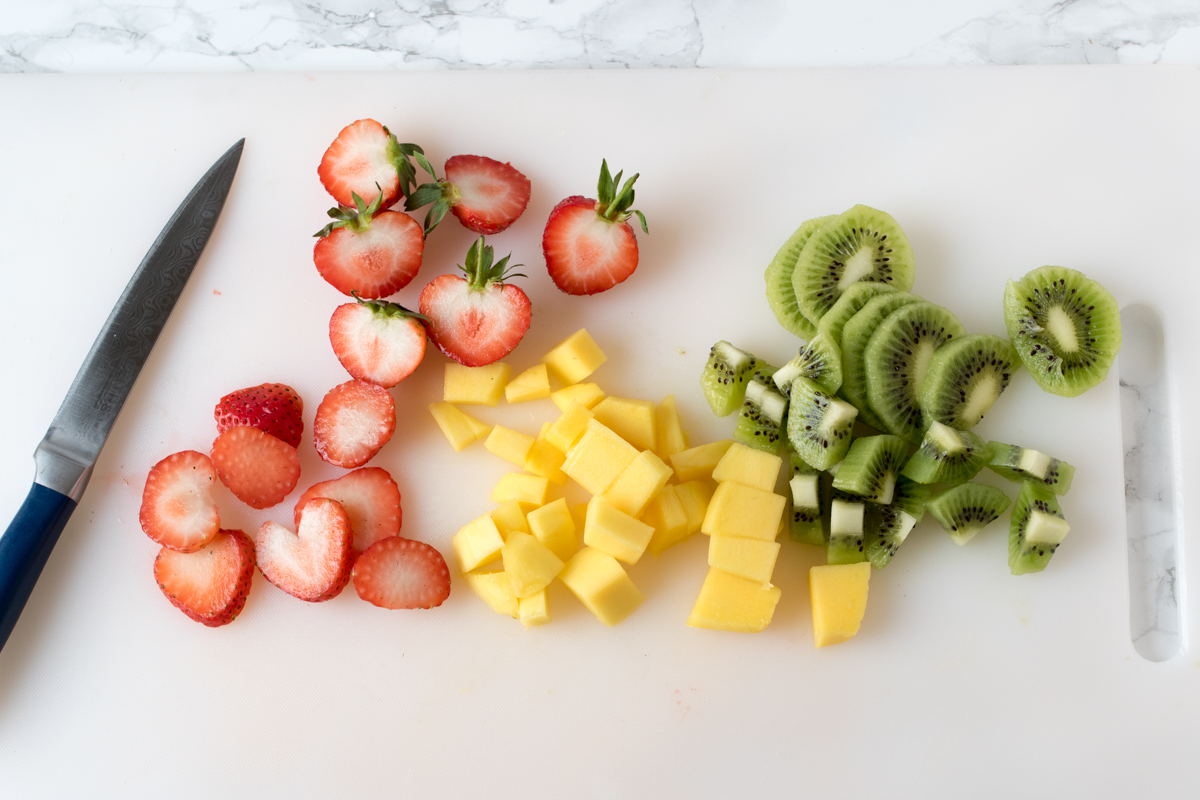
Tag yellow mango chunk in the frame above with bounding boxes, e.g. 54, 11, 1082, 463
462, 410, 493, 440
809, 563, 871, 647
519, 589, 551, 628
502, 531, 564, 599
702, 481, 786, 541
490, 500, 530, 540
559, 547, 644, 627
712, 442, 782, 492
654, 394, 689, 459
491, 473, 550, 506
527, 498, 579, 562
427, 402, 479, 452
600, 450, 673, 517
670, 440, 735, 482
643, 484, 692, 556
550, 382, 605, 412
444, 362, 511, 406
708, 535, 780, 586
524, 422, 568, 486
571, 503, 589, 531
584, 495, 655, 565
484, 425, 536, 467
504, 363, 552, 404
452, 514, 505, 572
591, 396, 657, 451
542, 329, 607, 385
545, 402, 594, 453
676, 479, 716, 535
687, 568, 781, 633
562, 421, 639, 495
464, 571, 519, 617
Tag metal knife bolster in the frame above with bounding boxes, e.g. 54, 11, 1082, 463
34, 435, 94, 503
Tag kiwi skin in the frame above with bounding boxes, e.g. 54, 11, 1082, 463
764, 216, 835, 339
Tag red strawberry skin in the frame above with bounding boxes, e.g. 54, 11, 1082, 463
154, 528, 256, 627
211, 427, 301, 509
329, 301, 426, 388
214, 383, 304, 448
312, 380, 396, 468
352, 536, 450, 610
256, 498, 353, 603
293, 467, 402, 556
313, 210, 424, 299
140, 451, 221, 553
418, 275, 531, 367
543, 196, 640, 295
445, 155, 531, 235
318, 119, 401, 210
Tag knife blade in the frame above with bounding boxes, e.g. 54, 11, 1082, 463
0, 138, 245, 654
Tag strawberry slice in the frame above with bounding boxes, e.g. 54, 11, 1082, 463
317, 119, 425, 211
405, 154, 530, 235
293, 467, 402, 557
313, 188, 425, 299
211, 426, 301, 509
312, 380, 396, 468
352, 536, 451, 610
418, 237, 531, 367
329, 295, 428, 388
543, 160, 648, 295
140, 451, 221, 552
214, 383, 303, 448
256, 498, 353, 602
154, 528, 256, 627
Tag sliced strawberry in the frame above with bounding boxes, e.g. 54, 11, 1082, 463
154, 528, 256, 627
352, 536, 450, 610
444, 155, 530, 234
313, 186, 425, 299
317, 119, 403, 210
214, 383, 303, 448
312, 380, 396, 468
293, 467, 402, 556
418, 237, 531, 367
256, 498, 353, 602
140, 451, 221, 553
329, 296, 427, 388
211, 426, 301, 509
543, 160, 648, 295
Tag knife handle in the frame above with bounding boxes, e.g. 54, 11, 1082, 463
0, 483, 77, 653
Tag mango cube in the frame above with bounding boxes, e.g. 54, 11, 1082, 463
708, 535, 780, 586
427, 402, 480, 452
550, 382, 605, 411
444, 362, 511, 406
670, 440, 735, 482
584, 496, 655, 564
505, 363, 552, 404
809, 562, 871, 647
491, 473, 550, 506
490, 500, 530, 540
559, 547, 644, 627
686, 568, 781, 633
571, 503, 589, 531
464, 571, 519, 617
527, 498, 579, 562
525, 423, 568, 485
562, 421, 639, 495
600, 450, 673, 517
462, 410, 493, 440
452, 514, 505, 572
519, 589, 551, 628
712, 442, 782, 492
545, 402, 594, 453
676, 479, 716, 535
484, 425, 536, 467
591, 396, 657, 451
643, 484, 692, 556
654, 395, 689, 458
542, 329, 607, 385
502, 531, 564, 599
702, 481, 786, 541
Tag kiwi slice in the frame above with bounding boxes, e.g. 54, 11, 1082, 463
900, 421, 989, 485
788, 471, 828, 546
733, 365, 786, 453
701, 341, 764, 417
772, 331, 842, 396
864, 301, 966, 443
1009, 481, 1070, 575
891, 476, 931, 523
1003, 266, 1122, 398
985, 441, 1075, 495
792, 205, 916, 325
831, 435, 910, 504
827, 494, 867, 565
863, 503, 918, 569
919, 334, 1020, 430
817, 281, 898, 346
927, 483, 1011, 545
786, 377, 858, 471
839, 292, 922, 433
764, 216, 835, 338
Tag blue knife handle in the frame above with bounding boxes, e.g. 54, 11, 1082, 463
0, 483, 77, 652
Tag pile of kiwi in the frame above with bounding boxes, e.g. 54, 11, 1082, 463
703, 204, 1121, 576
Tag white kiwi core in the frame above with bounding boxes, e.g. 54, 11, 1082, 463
1045, 306, 1080, 353
838, 247, 876, 290
960, 374, 999, 426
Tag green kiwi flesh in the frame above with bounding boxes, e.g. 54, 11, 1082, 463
773, 331, 842, 396
985, 441, 1075, 495
817, 281, 897, 346
827, 494, 867, 565
863, 503, 918, 569
789, 471, 827, 545
764, 216, 835, 338
733, 364, 786, 453
1009, 481, 1070, 575
927, 483, 1011, 545
1003, 266, 1122, 397
900, 421, 989, 485
890, 476, 931, 523
839, 292, 922, 433
919, 334, 1020, 430
831, 435, 910, 504
786, 377, 858, 471
701, 341, 764, 417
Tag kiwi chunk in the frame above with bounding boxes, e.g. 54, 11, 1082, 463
985, 441, 1075, 495
891, 476, 931, 523
817, 281, 897, 346
927, 483, 1011, 545
863, 503, 918, 569
919, 334, 1020, 430
764, 216, 835, 338
772, 331, 842, 396
864, 301, 966, 442
831, 435, 910, 504
1003, 266, 1122, 397
827, 494, 867, 565
792, 205, 916, 324
839, 291, 922, 433
900, 421, 989, 485
1009, 481, 1070, 575
786, 377, 858, 471
701, 341, 764, 417
733, 365, 786, 453
788, 471, 828, 545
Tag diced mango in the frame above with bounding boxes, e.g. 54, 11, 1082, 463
502, 531, 564, 599
490, 500, 530, 540
452, 514, 505, 572
550, 382, 606, 412
491, 473, 550, 506
525, 423, 568, 485
485, 425, 536, 467
542, 329, 607, 385
562, 421, 639, 495
462, 410, 493, 440
643, 484, 692, 556
670, 440, 735, 482
600, 450, 673, 517
505, 363, 552, 404
676, 479, 716, 535
559, 547, 644, 627
571, 503, 589, 531
712, 442, 782, 492
686, 568, 781, 633
701, 482, 786, 541
444, 362, 511, 406
427, 402, 479, 451
545, 402, 594, 453
654, 395, 689, 459
591, 396, 657, 452
527, 498, 579, 562
708, 535, 780, 586
583, 496, 655, 564
519, 589, 551, 628
464, 571, 519, 617
809, 563, 871, 647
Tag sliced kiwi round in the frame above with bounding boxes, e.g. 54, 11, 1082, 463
786, 377, 859, 471
927, 483, 1011, 546
1009, 480, 1070, 575
772, 331, 842, 396
792, 205, 915, 325
864, 302, 966, 443
1002, 266, 1121, 397
900, 421, 989, 484
817, 281, 897, 347
919, 334, 1020, 430
863, 503, 918, 569
765, 216, 836, 339
838, 291, 922, 432
831, 434, 910, 504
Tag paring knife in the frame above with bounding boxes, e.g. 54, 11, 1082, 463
0, 139, 244, 654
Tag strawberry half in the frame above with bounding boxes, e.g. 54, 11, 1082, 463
293, 467, 402, 557
418, 237, 532, 367
154, 528, 256, 627
312, 380, 396, 468
214, 383, 303, 448
317, 119, 425, 211
313, 188, 425, 299
405, 154, 530, 235
140, 451, 221, 553
329, 295, 428, 388
543, 160, 649, 295
211, 426, 301, 509
352, 536, 451, 610
256, 498, 353, 602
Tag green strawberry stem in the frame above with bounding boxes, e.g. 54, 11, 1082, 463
314, 184, 386, 238
351, 291, 429, 323
596, 159, 648, 233
458, 237, 526, 290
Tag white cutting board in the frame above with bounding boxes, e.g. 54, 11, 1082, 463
0, 68, 1197, 797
